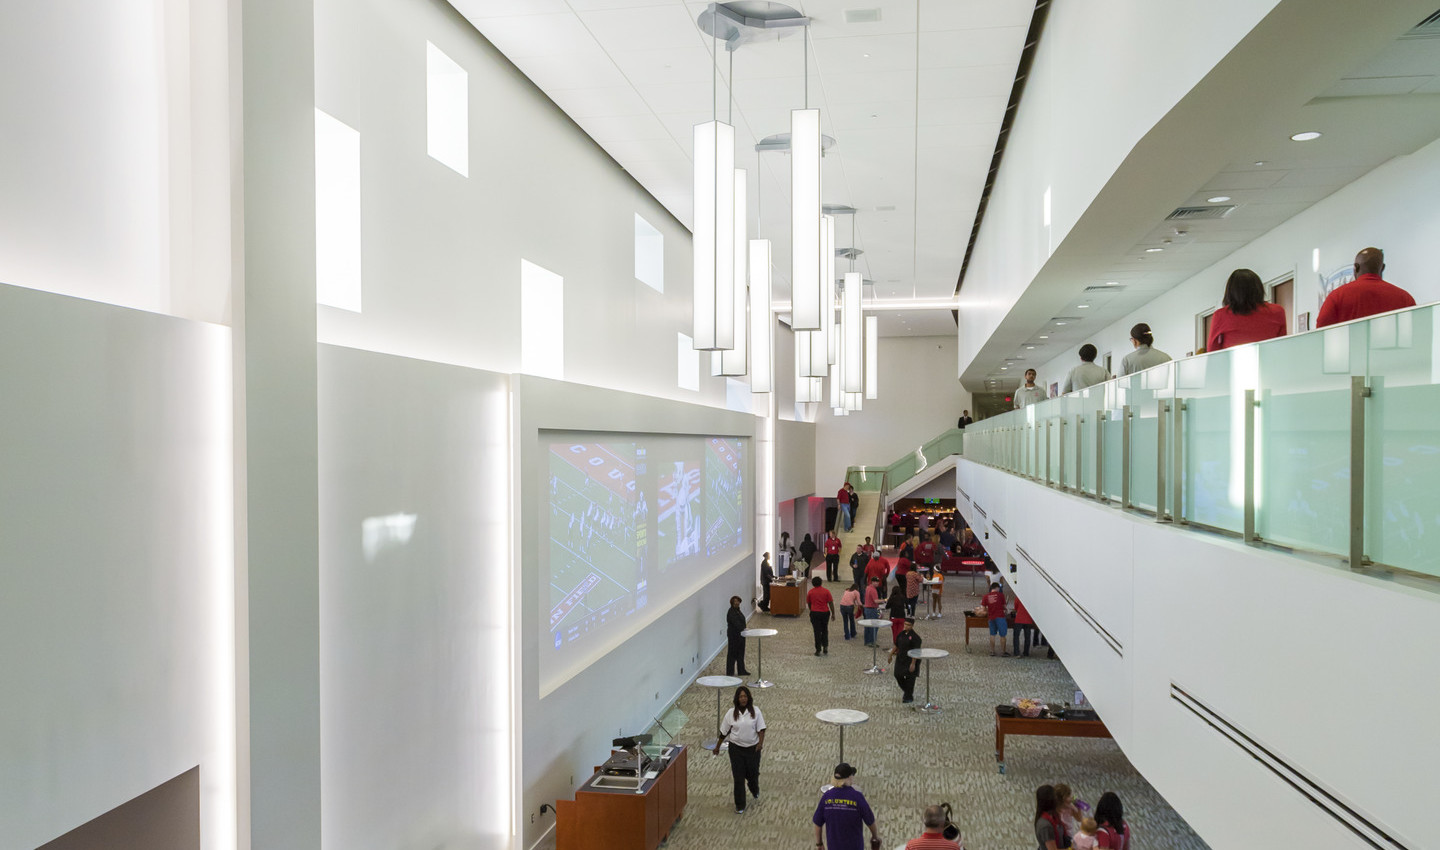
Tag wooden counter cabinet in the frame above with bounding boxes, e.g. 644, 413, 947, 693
556, 745, 688, 850
769, 583, 801, 616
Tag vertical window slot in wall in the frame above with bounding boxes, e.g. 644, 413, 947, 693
634, 214, 664, 292
426, 42, 468, 177
677, 332, 700, 391
314, 108, 362, 312
521, 260, 564, 379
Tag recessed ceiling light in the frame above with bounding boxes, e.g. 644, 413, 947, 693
1025, 345, 1035, 350
1105, 281, 1118, 286
1038, 335, 1049, 339
1290, 131, 1322, 142
862, 53, 871, 58
1253, 161, 1266, 166
1001, 366, 1008, 370
1054, 321, 1067, 326
1077, 304, 1089, 309
1146, 247, 1164, 253
1207, 196, 1231, 203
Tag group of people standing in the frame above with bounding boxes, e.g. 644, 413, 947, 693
1014, 246, 1416, 410
1035, 783, 1131, 850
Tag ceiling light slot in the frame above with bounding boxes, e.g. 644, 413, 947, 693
1401, 10, 1440, 39
1166, 205, 1235, 220
1083, 284, 1126, 292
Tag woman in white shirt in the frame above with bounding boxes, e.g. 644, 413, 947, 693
713, 685, 767, 813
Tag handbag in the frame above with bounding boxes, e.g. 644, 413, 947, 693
939, 802, 960, 842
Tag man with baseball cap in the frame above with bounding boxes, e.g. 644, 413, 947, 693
813, 763, 882, 850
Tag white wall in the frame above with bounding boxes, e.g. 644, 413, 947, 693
312, 0, 741, 411
813, 335, 969, 493
775, 418, 816, 503
1036, 135, 1440, 384
958, 0, 1278, 373
0, 0, 232, 323
0, 285, 234, 850
956, 457, 1440, 850
317, 346, 511, 850
514, 376, 755, 850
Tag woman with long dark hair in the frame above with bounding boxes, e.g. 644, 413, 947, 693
713, 685, 766, 813
885, 582, 907, 642
1207, 268, 1287, 351
1034, 783, 1066, 850
1093, 791, 1131, 849
1120, 322, 1172, 375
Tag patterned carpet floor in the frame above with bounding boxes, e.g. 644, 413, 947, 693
646, 578, 1211, 850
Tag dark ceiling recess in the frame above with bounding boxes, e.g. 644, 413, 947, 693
952, 0, 1052, 309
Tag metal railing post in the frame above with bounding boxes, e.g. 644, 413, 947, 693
1044, 419, 1053, 485
1349, 376, 1371, 569
1243, 390, 1258, 543
1157, 399, 1170, 521
1057, 417, 1067, 491
1172, 399, 1185, 524
1095, 410, 1105, 501
1121, 405, 1133, 510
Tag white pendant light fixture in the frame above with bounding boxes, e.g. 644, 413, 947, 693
791, 106, 822, 331
795, 331, 822, 402
825, 215, 837, 365
749, 238, 772, 392
716, 169, 749, 376
842, 271, 863, 393
693, 121, 735, 351
865, 315, 879, 399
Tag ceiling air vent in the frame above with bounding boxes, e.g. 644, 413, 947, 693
1166, 204, 1235, 220
1084, 284, 1127, 292
1401, 9, 1440, 39
875, 205, 896, 212
844, 8, 882, 24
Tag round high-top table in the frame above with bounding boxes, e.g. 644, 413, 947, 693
855, 619, 893, 674
696, 675, 743, 751
815, 708, 869, 763
907, 648, 950, 714
741, 627, 778, 688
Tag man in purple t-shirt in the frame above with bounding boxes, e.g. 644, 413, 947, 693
813, 762, 883, 850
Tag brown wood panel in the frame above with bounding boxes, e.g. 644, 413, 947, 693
556, 745, 688, 850
769, 583, 801, 616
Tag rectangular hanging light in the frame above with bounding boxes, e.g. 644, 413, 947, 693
693, 120, 735, 350
865, 315, 879, 399
796, 333, 821, 403
749, 238, 772, 393
829, 352, 841, 410
790, 108, 821, 331
808, 313, 827, 376
825, 215, 837, 364
718, 169, 748, 376
842, 271, 863, 393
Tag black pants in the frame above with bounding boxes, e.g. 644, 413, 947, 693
726, 635, 748, 675
906, 594, 919, 616
759, 583, 771, 612
825, 553, 840, 581
894, 661, 917, 701
727, 743, 761, 810
1013, 624, 1034, 656
809, 610, 830, 652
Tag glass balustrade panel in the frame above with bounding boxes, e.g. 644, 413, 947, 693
1363, 306, 1440, 578
1176, 350, 1241, 533
1254, 322, 1365, 556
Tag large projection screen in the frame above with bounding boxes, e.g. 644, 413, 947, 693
539, 430, 751, 695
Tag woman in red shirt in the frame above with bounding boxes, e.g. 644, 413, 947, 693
1207, 268, 1287, 352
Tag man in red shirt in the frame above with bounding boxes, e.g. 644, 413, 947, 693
836, 484, 852, 532
1316, 247, 1416, 327
823, 531, 843, 582
806, 576, 835, 656
904, 805, 962, 849
865, 555, 889, 601
981, 582, 1009, 657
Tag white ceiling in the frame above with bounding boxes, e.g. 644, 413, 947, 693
452, 0, 1035, 338
971, 10, 1440, 391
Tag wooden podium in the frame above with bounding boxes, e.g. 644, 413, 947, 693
769, 583, 801, 616
556, 746, 687, 850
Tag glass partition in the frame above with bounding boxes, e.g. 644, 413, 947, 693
952, 302, 1440, 584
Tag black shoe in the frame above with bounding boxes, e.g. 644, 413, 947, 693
901, 697, 914, 704
815, 650, 822, 656
736, 806, 746, 814
823, 646, 828, 654
752, 790, 760, 800
739, 670, 752, 676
